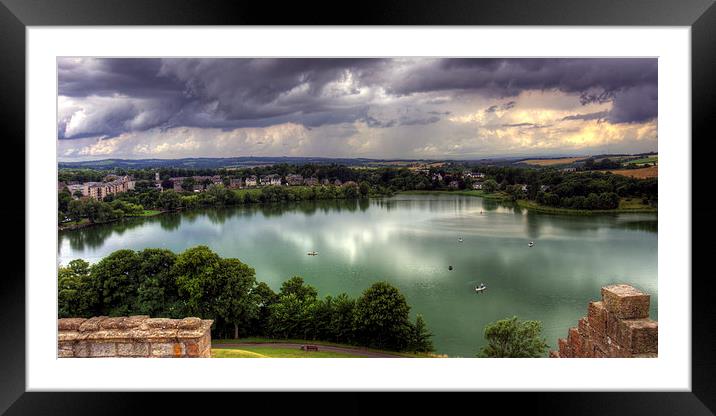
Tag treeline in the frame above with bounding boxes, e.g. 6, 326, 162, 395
58, 246, 434, 353
472, 166, 657, 209
59, 183, 376, 225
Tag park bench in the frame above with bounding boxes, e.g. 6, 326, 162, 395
300, 345, 319, 351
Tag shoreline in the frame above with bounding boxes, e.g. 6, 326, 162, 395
59, 189, 657, 232
399, 190, 657, 215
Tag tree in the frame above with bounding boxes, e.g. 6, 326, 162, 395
134, 248, 180, 317
478, 316, 549, 358
212, 258, 259, 339
91, 249, 141, 316
172, 245, 223, 318
157, 190, 181, 211
482, 179, 498, 193
353, 281, 412, 351
330, 293, 356, 344
268, 277, 319, 339
58, 259, 97, 317
359, 181, 370, 197
408, 314, 434, 353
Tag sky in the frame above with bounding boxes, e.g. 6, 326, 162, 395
57, 58, 658, 161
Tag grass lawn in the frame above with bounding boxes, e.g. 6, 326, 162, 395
212, 346, 360, 358
132, 209, 162, 217
214, 338, 436, 357
211, 349, 268, 358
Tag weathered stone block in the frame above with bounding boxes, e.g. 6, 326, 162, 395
605, 310, 621, 341
58, 330, 79, 342
616, 319, 658, 354
185, 341, 200, 357
119, 315, 149, 329
78, 316, 108, 332
558, 338, 571, 358
150, 342, 178, 357
74, 341, 90, 357
117, 343, 132, 356
587, 301, 607, 335
90, 342, 117, 357
607, 342, 632, 358
568, 327, 586, 357
577, 317, 590, 335
601, 284, 650, 319
58, 318, 87, 331
145, 318, 178, 329
99, 317, 126, 329
58, 342, 75, 357
178, 317, 202, 329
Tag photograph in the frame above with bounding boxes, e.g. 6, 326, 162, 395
56, 57, 658, 359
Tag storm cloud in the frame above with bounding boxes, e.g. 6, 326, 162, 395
57, 58, 658, 159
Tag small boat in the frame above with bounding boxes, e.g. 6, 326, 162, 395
458, 237, 464, 243
475, 283, 487, 293
307, 251, 318, 256
528, 241, 534, 247
448, 265, 454, 271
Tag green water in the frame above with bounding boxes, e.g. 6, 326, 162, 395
58, 194, 658, 357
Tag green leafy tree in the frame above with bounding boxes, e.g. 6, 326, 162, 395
212, 258, 259, 339
91, 249, 141, 316
134, 248, 181, 317
482, 179, 498, 193
358, 181, 370, 197
478, 316, 549, 358
408, 314, 435, 353
157, 190, 182, 211
353, 281, 412, 351
58, 259, 97, 317
330, 293, 356, 344
248, 282, 278, 336
172, 245, 223, 318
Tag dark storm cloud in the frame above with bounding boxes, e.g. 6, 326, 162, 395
485, 101, 516, 113
58, 58, 657, 140
561, 111, 610, 122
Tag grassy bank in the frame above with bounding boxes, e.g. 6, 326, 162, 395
128, 209, 162, 217
211, 347, 359, 358
516, 199, 657, 215
215, 337, 438, 358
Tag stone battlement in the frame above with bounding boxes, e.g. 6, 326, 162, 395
551, 284, 657, 358
58, 316, 213, 358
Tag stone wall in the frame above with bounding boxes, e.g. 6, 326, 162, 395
550, 284, 658, 358
58, 316, 213, 358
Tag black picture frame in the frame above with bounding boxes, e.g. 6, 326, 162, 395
1, 0, 713, 414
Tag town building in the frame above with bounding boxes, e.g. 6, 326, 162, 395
286, 174, 304, 186
448, 180, 460, 189
260, 174, 281, 186
244, 176, 258, 187
77, 175, 135, 200
304, 177, 319, 186
472, 182, 484, 190
229, 178, 243, 189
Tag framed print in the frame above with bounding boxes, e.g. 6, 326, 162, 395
3, 0, 714, 414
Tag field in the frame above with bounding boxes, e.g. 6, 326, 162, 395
608, 165, 658, 179
627, 155, 658, 166
212, 347, 359, 358
519, 157, 586, 166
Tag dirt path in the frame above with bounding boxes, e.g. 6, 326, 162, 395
211, 342, 407, 358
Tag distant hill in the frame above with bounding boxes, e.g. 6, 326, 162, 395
58, 157, 388, 170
